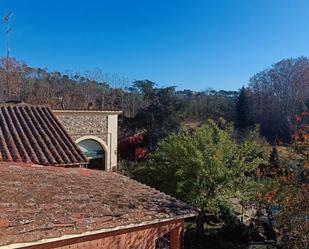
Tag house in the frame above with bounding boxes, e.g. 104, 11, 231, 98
0, 103, 120, 170
0, 103, 197, 248
53, 110, 121, 171
0, 162, 196, 249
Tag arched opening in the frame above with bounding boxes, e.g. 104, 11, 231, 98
77, 139, 106, 170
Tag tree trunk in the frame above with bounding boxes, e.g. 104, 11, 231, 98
266, 206, 277, 241
196, 208, 205, 238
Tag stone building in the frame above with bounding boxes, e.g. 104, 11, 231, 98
53, 110, 121, 171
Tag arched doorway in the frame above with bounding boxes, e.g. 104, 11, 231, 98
77, 138, 107, 170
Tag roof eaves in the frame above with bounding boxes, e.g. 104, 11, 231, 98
2, 213, 197, 249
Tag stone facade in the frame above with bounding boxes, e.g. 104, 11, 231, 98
53, 110, 121, 170
54, 112, 109, 143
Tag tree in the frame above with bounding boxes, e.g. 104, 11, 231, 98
248, 57, 309, 142
235, 87, 252, 130
0, 57, 239, 131
126, 80, 183, 151
0, 57, 22, 101
177, 89, 237, 123
129, 120, 269, 235
258, 112, 309, 248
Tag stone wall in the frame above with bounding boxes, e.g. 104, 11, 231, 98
54, 112, 108, 144
52, 110, 120, 170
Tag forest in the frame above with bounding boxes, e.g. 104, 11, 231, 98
1, 56, 308, 143
0, 56, 308, 249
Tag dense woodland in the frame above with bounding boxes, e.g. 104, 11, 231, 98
0, 56, 308, 248
0, 56, 308, 145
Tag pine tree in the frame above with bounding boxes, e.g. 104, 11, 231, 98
235, 86, 252, 130
268, 147, 284, 176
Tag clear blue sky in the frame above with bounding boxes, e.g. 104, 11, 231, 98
1, 0, 309, 91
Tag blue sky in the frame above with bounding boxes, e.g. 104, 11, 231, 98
1, 0, 309, 90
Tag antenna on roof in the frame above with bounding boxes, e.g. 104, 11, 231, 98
2, 11, 13, 101
3, 11, 13, 22
3, 11, 13, 59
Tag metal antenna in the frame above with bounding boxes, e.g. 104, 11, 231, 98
2, 11, 13, 100
3, 11, 13, 59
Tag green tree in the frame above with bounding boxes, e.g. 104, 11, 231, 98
130, 120, 269, 234
235, 86, 252, 130
127, 80, 183, 151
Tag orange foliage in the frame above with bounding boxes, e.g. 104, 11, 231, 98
258, 112, 309, 248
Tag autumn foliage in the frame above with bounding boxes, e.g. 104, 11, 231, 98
259, 113, 309, 248
118, 133, 148, 161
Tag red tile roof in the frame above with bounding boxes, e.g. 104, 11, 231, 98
0, 163, 196, 246
0, 104, 88, 167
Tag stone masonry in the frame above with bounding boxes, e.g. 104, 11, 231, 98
53, 110, 121, 170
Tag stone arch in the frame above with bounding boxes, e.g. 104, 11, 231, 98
75, 135, 109, 170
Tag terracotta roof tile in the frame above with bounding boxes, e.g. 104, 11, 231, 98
0, 104, 88, 166
0, 163, 197, 246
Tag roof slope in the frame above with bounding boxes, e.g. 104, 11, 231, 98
0, 163, 196, 246
0, 104, 88, 166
